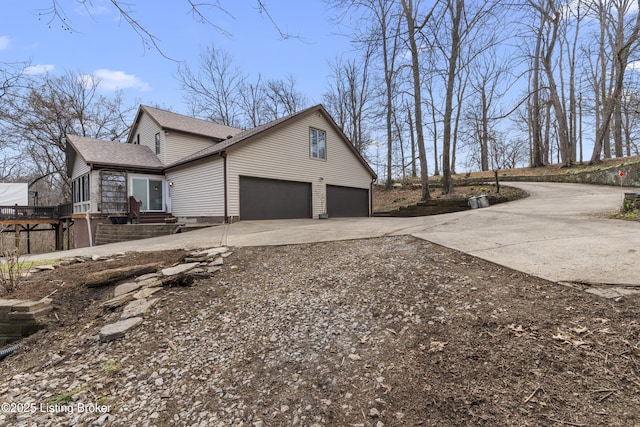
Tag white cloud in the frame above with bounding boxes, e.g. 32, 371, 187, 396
628, 61, 640, 72
0, 36, 10, 51
24, 64, 56, 75
91, 69, 151, 92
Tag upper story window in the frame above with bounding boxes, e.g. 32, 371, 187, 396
155, 132, 161, 154
135, 134, 140, 145
310, 128, 326, 160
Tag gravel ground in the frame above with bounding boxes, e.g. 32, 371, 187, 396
1, 236, 639, 426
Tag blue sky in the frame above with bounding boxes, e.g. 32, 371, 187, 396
1, 1, 354, 114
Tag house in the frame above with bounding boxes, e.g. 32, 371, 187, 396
66, 104, 377, 247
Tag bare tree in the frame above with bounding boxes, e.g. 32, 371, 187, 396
587, 0, 640, 164
40, 1, 290, 59
400, 0, 438, 201
433, 0, 502, 193
323, 48, 375, 155
261, 76, 308, 122
466, 51, 510, 171
1, 71, 133, 198
238, 75, 265, 129
177, 45, 245, 127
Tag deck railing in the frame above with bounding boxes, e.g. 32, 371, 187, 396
0, 203, 74, 220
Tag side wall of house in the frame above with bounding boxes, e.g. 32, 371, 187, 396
133, 113, 162, 160
166, 158, 225, 222
226, 111, 373, 219
164, 133, 217, 166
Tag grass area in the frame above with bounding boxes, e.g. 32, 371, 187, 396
610, 209, 640, 221
610, 197, 640, 222
0, 258, 59, 272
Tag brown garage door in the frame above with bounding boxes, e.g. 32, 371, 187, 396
240, 176, 312, 220
326, 185, 369, 217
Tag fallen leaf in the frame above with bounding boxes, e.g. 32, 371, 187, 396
348, 354, 361, 361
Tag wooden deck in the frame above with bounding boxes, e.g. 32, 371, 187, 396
0, 203, 73, 252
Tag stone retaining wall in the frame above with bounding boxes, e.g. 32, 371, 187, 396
0, 298, 51, 346
452, 161, 640, 188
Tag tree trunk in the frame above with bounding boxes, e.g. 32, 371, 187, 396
442, 0, 462, 195
401, 0, 431, 200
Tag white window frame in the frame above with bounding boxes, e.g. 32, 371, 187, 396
310, 128, 326, 160
72, 173, 91, 213
130, 176, 165, 212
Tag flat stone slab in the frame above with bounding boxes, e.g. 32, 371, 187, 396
193, 247, 229, 257
99, 317, 143, 342
209, 257, 224, 267
0, 299, 28, 310
161, 262, 200, 277
7, 306, 52, 321
101, 293, 135, 309
11, 298, 52, 312
121, 298, 159, 319
136, 273, 159, 282
133, 287, 163, 300
114, 281, 145, 297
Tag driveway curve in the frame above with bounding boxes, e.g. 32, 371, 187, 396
28, 182, 640, 287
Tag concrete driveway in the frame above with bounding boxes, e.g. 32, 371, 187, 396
28, 182, 640, 289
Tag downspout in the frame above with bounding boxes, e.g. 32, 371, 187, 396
87, 162, 94, 246
370, 178, 376, 217
221, 151, 228, 223
86, 212, 93, 247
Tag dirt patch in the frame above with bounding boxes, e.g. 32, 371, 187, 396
374, 184, 527, 212
1, 237, 639, 426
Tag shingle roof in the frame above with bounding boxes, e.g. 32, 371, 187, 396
166, 106, 316, 168
166, 104, 377, 179
66, 135, 164, 171
127, 105, 243, 143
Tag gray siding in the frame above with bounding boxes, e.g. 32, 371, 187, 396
133, 113, 217, 166
166, 159, 225, 218
133, 114, 163, 161
164, 132, 217, 166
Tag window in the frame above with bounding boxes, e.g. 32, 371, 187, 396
132, 177, 164, 211
155, 132, 161, 154
72, 173, 91, 213
72, 174, 90, 204
310, 128, 326, 160
135, 134, 140, 145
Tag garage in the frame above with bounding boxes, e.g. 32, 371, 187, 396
326, 185, 370, 217
239, 176, 312, 220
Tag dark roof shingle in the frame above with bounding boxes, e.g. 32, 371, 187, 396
67, 135, 164, 170
132, 105, 243, 142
